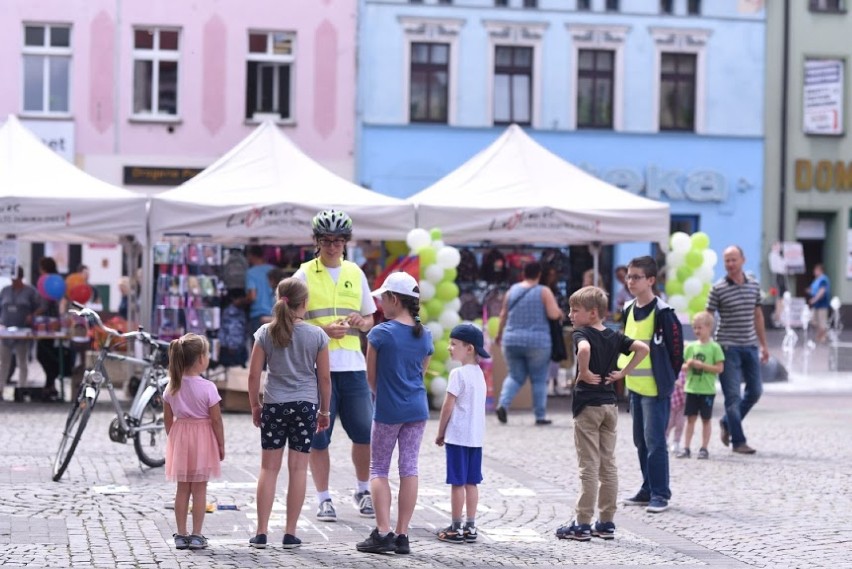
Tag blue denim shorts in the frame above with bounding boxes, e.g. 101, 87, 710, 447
311, 370, 374, 450
445, 443, 483, 486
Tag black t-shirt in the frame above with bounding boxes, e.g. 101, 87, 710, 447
629, 297, 657, 322
571, 326, 635, 417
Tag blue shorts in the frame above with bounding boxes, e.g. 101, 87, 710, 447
260, 401, 317, 453
445, 443, 483, 486
311, 370, 374, 450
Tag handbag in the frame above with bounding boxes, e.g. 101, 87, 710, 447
549, 318, 567, 362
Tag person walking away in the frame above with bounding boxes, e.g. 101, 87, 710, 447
677, 311, 724, 460
294, 210, 377, 521
435, 324, 489, 545
35, 257, 73, 402
356, 272, 432, 554
620, 256, 683, 514
808, 263, 830, 343
665, 371, 686, 454
244, 246, 275, 338
706, 245, 769, 455
163, 333, 225, 550
247, 278, 331, 549
494, 262, 564, 425
0, 267, 40, 400
556, 286, 648, 541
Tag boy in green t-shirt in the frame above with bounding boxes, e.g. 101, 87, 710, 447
677, 311, 725, 460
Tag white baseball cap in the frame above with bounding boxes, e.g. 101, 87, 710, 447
371, 271, 420, 298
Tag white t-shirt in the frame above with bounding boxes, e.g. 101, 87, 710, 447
293, 265, 377, 372
445, 363, 486, 448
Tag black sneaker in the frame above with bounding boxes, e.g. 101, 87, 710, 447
249, 533, 267, 549
437, 525, 464, 544
555, 521, 591, 541
394, 533, 410, 554
495, 406, 507, 424
591, 521, 615, 540
463, 526, 478, 543
173, 533, 189, 550
697, 448, 710, 460
675, 448, 691, 459
356, 528, 395, 553
623, 491, 650, 506
282, 534, 302, 549
719, 419, 730, 446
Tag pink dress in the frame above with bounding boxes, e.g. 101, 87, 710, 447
163, 375, 222, 482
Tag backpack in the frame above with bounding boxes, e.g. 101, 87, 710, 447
456, 248, 480, 283
480, 248, 507, 283
221, 250, 248, 290
218, 304, 248, 367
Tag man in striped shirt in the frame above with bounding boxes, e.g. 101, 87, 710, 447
706, 246, 769, 455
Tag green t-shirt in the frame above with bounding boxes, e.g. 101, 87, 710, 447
684, 341, 725, 395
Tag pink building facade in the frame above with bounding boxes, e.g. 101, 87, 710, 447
0, 0, 358, 187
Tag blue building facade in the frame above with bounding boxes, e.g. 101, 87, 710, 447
357, 0, 765, 275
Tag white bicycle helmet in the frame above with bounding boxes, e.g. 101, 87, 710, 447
312, 209, 353, 238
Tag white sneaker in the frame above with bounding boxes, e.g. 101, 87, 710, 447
316, 499, 337, 522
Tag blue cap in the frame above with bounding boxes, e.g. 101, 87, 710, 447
449, 324, 490, 359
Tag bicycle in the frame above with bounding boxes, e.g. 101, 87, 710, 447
52, 303, 171, 482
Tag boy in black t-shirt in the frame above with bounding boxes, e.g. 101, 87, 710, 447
556, 286, 649, 542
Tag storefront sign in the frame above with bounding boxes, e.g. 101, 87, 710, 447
20, 119, 75, 162
803, 59, 844, 136
794, 159, 852, 192
123, 166, 203, 186
782, 241, 805, 275
582, 165, 729, 202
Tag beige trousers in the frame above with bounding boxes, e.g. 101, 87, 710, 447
573, 404, 619, 524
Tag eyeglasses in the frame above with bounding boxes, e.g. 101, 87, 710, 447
625, 274, 647, 281
318, 238, 347, 248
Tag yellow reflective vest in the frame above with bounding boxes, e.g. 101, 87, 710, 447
618, 305, 658, 396
301, 259, 363, 353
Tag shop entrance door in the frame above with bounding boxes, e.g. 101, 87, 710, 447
794, 213, 834, 297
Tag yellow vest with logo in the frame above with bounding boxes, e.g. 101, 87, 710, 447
301, 259, 363, 352
618, 305, 658, 396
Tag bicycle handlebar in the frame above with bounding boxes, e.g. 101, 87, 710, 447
69, 302, 167, 350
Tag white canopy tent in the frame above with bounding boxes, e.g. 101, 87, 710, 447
408, 124, 670, 248
0, 115, 148, 244
148, 121, 415, 243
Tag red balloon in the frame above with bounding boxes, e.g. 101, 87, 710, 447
37, 274, 50, 299
68, 284, 93, 304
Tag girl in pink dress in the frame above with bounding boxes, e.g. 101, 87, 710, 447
163, 333, 225, 550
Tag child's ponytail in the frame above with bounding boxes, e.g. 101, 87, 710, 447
397, 294, 424, 338
168, 333, 209, 394
269, 278, 309, 348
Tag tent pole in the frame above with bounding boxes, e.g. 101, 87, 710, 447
590, 241, 601, 288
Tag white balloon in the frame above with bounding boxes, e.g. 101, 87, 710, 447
406, 228, 432, 252
432, 240, 445, 250
425, 321, 444, 340
696, 265, 714, 284
683, 276, 703, 297
702, 249, 718, 268
419, 280, 435, 301
446, 297, 461, 312
430, 376, 448, 397
436, 246, 462, 269
438, 309, 461, 329
668, 294, 688, 312
424, 264, 444, 284
666, 250, 686, 269
671, 232, 691, 253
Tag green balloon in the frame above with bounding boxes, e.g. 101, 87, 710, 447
427, 358, 445, 377
434, 339, 449, 358
442, 329, 451, 341
442, 267, 457, 282
685, 250, 703, 269
665, 280, 683, 297
426, 298, 444, 319
486, 316, 500, 338
418, 246, 437, 267
690, 232, 710, 250
702, 283, 711, 296
688, 294, 707, 314
419, 304, 429, 323
676, 265, 693, 282
436, 281, 459, 302
430, 228, 443, 241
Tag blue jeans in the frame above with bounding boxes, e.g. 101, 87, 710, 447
311, 371, 374, 450
629, 392, 671, 501
719, 346, 762, 447
499, 345, 551, 420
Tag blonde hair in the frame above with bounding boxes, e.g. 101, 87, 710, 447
692, 310, 715, 328
569, 286, 609, 316
269, 277, 309, 348
167, 333, 209, 394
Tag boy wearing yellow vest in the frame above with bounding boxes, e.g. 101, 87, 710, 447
294, 210, 377, 522
618, 256, 684, 514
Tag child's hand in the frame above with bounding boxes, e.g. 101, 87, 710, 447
435, 435, 445, 446
606, 370, 625, 384
251, 406, 262, 428
316, 415, 330, 433
577, 370, 602, 385
218, 444, 225, 461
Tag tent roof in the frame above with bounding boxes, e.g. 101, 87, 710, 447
0, 115, 148, 243
408, 124, 670, 246
149, 121, 415, 243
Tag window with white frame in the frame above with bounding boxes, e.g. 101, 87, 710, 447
246, 32, 295, 121
22, 24, 71, 115
650, 27, 710, 133
567, 24, 628, 131
494, 45, 533, 125
132, 28, 180, 117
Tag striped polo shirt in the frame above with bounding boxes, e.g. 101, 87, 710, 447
706, 274, 761, 347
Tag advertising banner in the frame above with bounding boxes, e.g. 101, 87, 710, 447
803, 59, 844, 136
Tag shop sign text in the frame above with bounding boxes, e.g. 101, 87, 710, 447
795, 159, 852, 192
582, 165, 729, 202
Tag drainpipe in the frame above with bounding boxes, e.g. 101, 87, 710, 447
778, 0, 790, 241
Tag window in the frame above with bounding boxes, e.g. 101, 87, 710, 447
410, 42, 449, 123
577, 0, 591, 9
495, 0, 509, 5
605, 0, 620, 10
660, 0, 674, 13
659, 52, 696, 131
438, 0, 453, 4
688, 0, 701, 14
22, 24, 71, 115
577, 49, 614, 129
523, 0, 538, 7
494, 46, 533, 125
809, 0, 846, 11
245, 32, 295, 121
132, 28, 179, 117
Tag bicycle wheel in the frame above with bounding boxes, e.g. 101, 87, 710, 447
52, 382, 98, 482
133, 388, 166, 468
